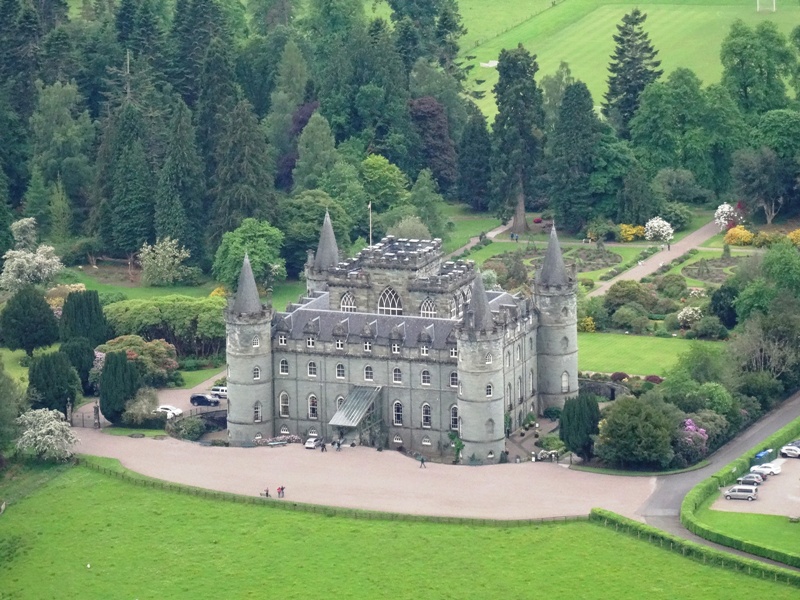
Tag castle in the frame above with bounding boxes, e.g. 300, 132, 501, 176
224, 214, 578, 463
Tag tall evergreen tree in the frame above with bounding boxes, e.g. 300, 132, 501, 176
111, 140, 153, 257
60, 290, 108, 346
9, 1, 42, 119
0, 286, 59, 357
456, 109, 491, 211
59, 337, 96, 395
99, 351, 140, 424
48, 176, 72, 241
617, 162, 657, 224
559, 394, 601, 461
27, 352, 81, 415
490, 44, 544, 233
34, 0, 69, 34
394, 16, 420, 73
40, 25, 76, 84
235, 27, 290, 119
115, 0, 138, 46
409, 95, 457, 194
23, 166, 51, 233
549, 82, 603, 233
130, 0, 165, 65
264, 39, 308, 169
248, 0, 294, 35
292, 111, 337, 193
0, 89, 29, 206
408, 168, 448, 239
602, 9, 662, 139
540, 61, 575, 138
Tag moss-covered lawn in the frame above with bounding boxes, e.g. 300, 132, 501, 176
0, 464, 797, 599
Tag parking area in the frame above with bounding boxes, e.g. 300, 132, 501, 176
711, 457, 800, 517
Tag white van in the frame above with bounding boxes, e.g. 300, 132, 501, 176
210, 386, 228, 399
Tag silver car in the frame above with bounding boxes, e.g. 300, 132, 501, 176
724, 485, 758, 501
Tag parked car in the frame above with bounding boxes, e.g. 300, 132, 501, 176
190, 393, 220, 407
780, 445, 800, 458
153, 405, 183, 419
724, 485, 758, 501
750, 462, 782, 476
210, 386, 228, 399
304, 437, 320, 449
736, 473, 764, 486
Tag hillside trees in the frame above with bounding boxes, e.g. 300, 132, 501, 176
27, 352, 81, 414
456, 108, 491, 211
409, 96, 457, 193
0, 286, 59, 356
292, 111, 338, 193
60, 290, 108, 346
59, 337, 96, 394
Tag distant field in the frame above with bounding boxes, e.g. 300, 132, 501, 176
578, 332, 715, 375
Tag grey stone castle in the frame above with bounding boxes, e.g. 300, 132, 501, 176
224, 214, 578, 463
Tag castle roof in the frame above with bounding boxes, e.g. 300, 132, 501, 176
231, 254, 262, 315
313, 211, 339, 271
467, 272, 493, 331
538, 226, 569, 286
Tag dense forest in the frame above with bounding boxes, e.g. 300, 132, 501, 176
1, 0, 800, 282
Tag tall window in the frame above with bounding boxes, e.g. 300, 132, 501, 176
485, 384, 493, 397
340, 291, 356, 312
422, 403, 432, 428
449, 372, 458, 387
308, 361, 317, 377
336, 363, 345, 379
561, 371, 569, 393
252, 335, 260, 347
393, 368, 402, 384
279, 359, 288, 375
306, 336, 315, 348
253, 366, 261, 381
391, 342, 400, 354
364, 366, 374, 381
450, 406, 459, 430
253, 402, 262, 423
308, 395, 318, 419
378, 287, 403, 315
530, 370, 535, 394
506, 352, 510, 367
516, 345, 521, 362
335, 339, 344, 350
392, 401, 403, 426
279, 392, 289, 417
419, 297, 436, 318
421, 370, 431, 385
278, 334, 287, 346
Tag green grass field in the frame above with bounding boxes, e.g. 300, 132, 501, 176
695, 506, 800, 560
461, 0, 800, 115
578, 332, 715, 375
0, 464, 797, 599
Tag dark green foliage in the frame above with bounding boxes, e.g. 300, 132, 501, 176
692, 316, 728, 340
8, 2, 41, 119
115, 0, 137, 45
212, 217, 286, 290
617, 162, 658, 225
658, 202, 692, 232
595, 396, 675, 469
59, 337, 96, 394
99, 351, 140, 424
60, 290, 109, 346
409, 96, 457, 193
235, 28, 289, 118
710, 284, 739, 329
456, 109, 491, 211
604, 280, 656, 312
541, 61, 575, 137
602, 8, 662, 138
394, 16, 420, 72
731, 146, 793, 225
173, 415, 206, 440
292, 111, 338, 193
23, 167, 50, 234
542, 406, 562, 420
27, 352, 81, 415
0, 360, 24, 450
0, 286, 59, 357
0, 90, 29, 205
651, 169, 711, 205
559, 394, 601, 460
111, 139, 153, 255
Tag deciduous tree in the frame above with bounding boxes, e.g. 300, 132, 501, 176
212, 218, 286, 290
595, 396, 675, 469
15, 408, 79, 462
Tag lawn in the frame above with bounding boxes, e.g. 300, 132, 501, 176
1, 465, 797, 599
694, 506, 800, 561
444, 215, 503, 254
462, 0, 800, 116
578, 332, 715, 375
100, 427, 166, 437
177, 367, 224, 389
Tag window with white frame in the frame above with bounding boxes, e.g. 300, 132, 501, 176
309, 427, 318, 436
335, 339, 344, 350
308, 361, 317, 377
422, 436, 431, 446
450, 347, 458, 358
280, 425, 290, 435
422, 403, 432, 428
450, 406, 459, 430
279, 392, 289, 417
252, 335, 260, 347
364, 365, 374, 381
393, 368, 402, 384
530, 370, 535, 394
449, 372, 458, 387
506, 352, 510, 367
340, 291, 356, 313
363, 340, 372, 352
421, 370, 431, 385
336, 396, 345, 410
253, 366, 261, 380
459, 381, 463, 395
278, 334, 287, 346
306, 336, 315, 348
392, 401, 403, 426
393, 435, 403, 444
485, 384, 493, 397
561, 371, 569, 393
516, 344, 521, 362
253, 402, 262, 423
336, 363, 345, 379
485, 353, 492, 364
420, 345, 429, 356
308, 395, 318, 419
279, 359, 288, 375
378, 287, 403, 315
419, 297, 436, 318
391, 342, 400, 354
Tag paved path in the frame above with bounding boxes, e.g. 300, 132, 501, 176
446, 221, 511, 259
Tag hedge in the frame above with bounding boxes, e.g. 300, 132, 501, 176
591, 509, 800, 587
680, 415, 800, 569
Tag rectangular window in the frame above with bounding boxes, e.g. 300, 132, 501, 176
308, 362, 317, 377
306, 337, 315, 348
335, 339, 344, 350
279, 360, 288, 375
450, 347, 458, 358
336, 364, 345, 379
420, 345, 429, 356
278, 334, 287, 346
391, 342, 400, 354
421, 371, 431, 385
363, 341, 372, 352
279, 395, 289, 418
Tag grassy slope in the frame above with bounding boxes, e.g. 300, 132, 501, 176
0, 466, 797, 599
695, 505, 800, 559
578, 332, 714, 375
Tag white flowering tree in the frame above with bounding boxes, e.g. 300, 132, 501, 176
15, 409, 79, 462
0, 218, 63, 293
644, 217, 674, 242
139, 237, 191, 286
677, 306, 702, 328
714, 203, 743, 232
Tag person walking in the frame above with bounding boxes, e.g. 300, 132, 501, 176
321, 441, 327, 452
419, 456, 426, 468
264, 487, 270, 498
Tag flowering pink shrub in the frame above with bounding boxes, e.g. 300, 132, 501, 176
644, 375, 663, 384
533, 217, 543, 224
610, 371, 628, 382
672, 418, 709, 467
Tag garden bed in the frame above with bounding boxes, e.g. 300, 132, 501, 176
681, 257, 742, 284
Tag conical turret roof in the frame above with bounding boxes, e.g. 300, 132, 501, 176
538, 225, 569, 286
313, 211, 339, 271
468, 272, 493, 331
231, 254, 262, 314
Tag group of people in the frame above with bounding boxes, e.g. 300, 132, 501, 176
263, 486, 286, 498
321, 439, 343, 452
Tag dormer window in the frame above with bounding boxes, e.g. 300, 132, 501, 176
363, 341, 372, 352
391, 342, 400, 354
420, 345, 429, 356
306, 336, 315, 348
278, 334, 287, 346
450, 347, 458, 358
335, 339, 344, 350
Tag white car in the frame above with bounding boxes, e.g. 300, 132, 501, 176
750, 462, 781, 476
153, 405, 183, 419
780, 445, 800, 458
304, 437, 320, 449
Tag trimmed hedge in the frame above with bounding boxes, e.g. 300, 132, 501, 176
680, 415, 800, 569
591, 509, 800, 588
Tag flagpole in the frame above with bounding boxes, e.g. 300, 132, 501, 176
369, 202, 372, 247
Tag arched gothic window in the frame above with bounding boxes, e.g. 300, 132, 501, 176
392, 401, 403, 426
336, 396, 345, 410
393, 367, 402, 383
308, 395, 318, 419
340, 291, 356, 312
253, 366, 261, 380
253, 402, 262, 423
422, 403, 432, 428
252, 335, 260, 347
279, 392, 289, 417
378, 287, 403, 315
449, 372, 458, 387
307, 361, 317, 377
450, 406, 459, 430
561, 371, 570, 393
421, 369, 431, 385
279, 359, 288, 375
419, 297, 436, 318
336, 363, 345, 379
485, 353, 493, 364
364, 365, 374, 381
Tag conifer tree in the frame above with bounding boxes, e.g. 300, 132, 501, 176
48, 176, 72, 242
292, 111, 337, 193
10, 2, 41, 119
23, 166, 51, 234
115, 0, 138, 46
130, 0, 165, 65
490, 44, 544, 233
409, 95, 457, 194
60, 337, 96, 394
394, 16, 420, 73
27, 352, 81, 415
99, 351, 140, 424
111, 139, 153, 257
0, 286, 59, 357
559, 394, 601, 461
264, 39, 308, 166
456, 109, 491, 211
60, 290, 108, 346
602, 8, 662, 138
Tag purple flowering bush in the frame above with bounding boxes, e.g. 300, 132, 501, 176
671, 418, 709, 468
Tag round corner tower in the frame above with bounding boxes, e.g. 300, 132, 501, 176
225, 255, 274, 447
455, 274, 505, 464
534, 227, 579, 413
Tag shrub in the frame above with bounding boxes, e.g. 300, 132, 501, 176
578, 278, 595, 290
617, 223, 644, 242
653, 297, 679, 314
604, 280, 656, 312
532, 217, 543, 224
539, 434, 566, 452
684, 330, 697, 339
542, 406, 562, 420
788, 228, 800, 247
172, 416, 206, 441
659, 202, 692, 231
611, 305, 646, 329
655, 274, 688, 299
677, 306, 702, 327
644, 375, 664, 384
98, 291, 128, 306
610, 372, 628, 382
577, 316, 596, 332
723, 225, 753, 246
663, 313, 680, 331
692, 315, 728, 340
751, 231, 784, 248
121, 387, 159, 427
